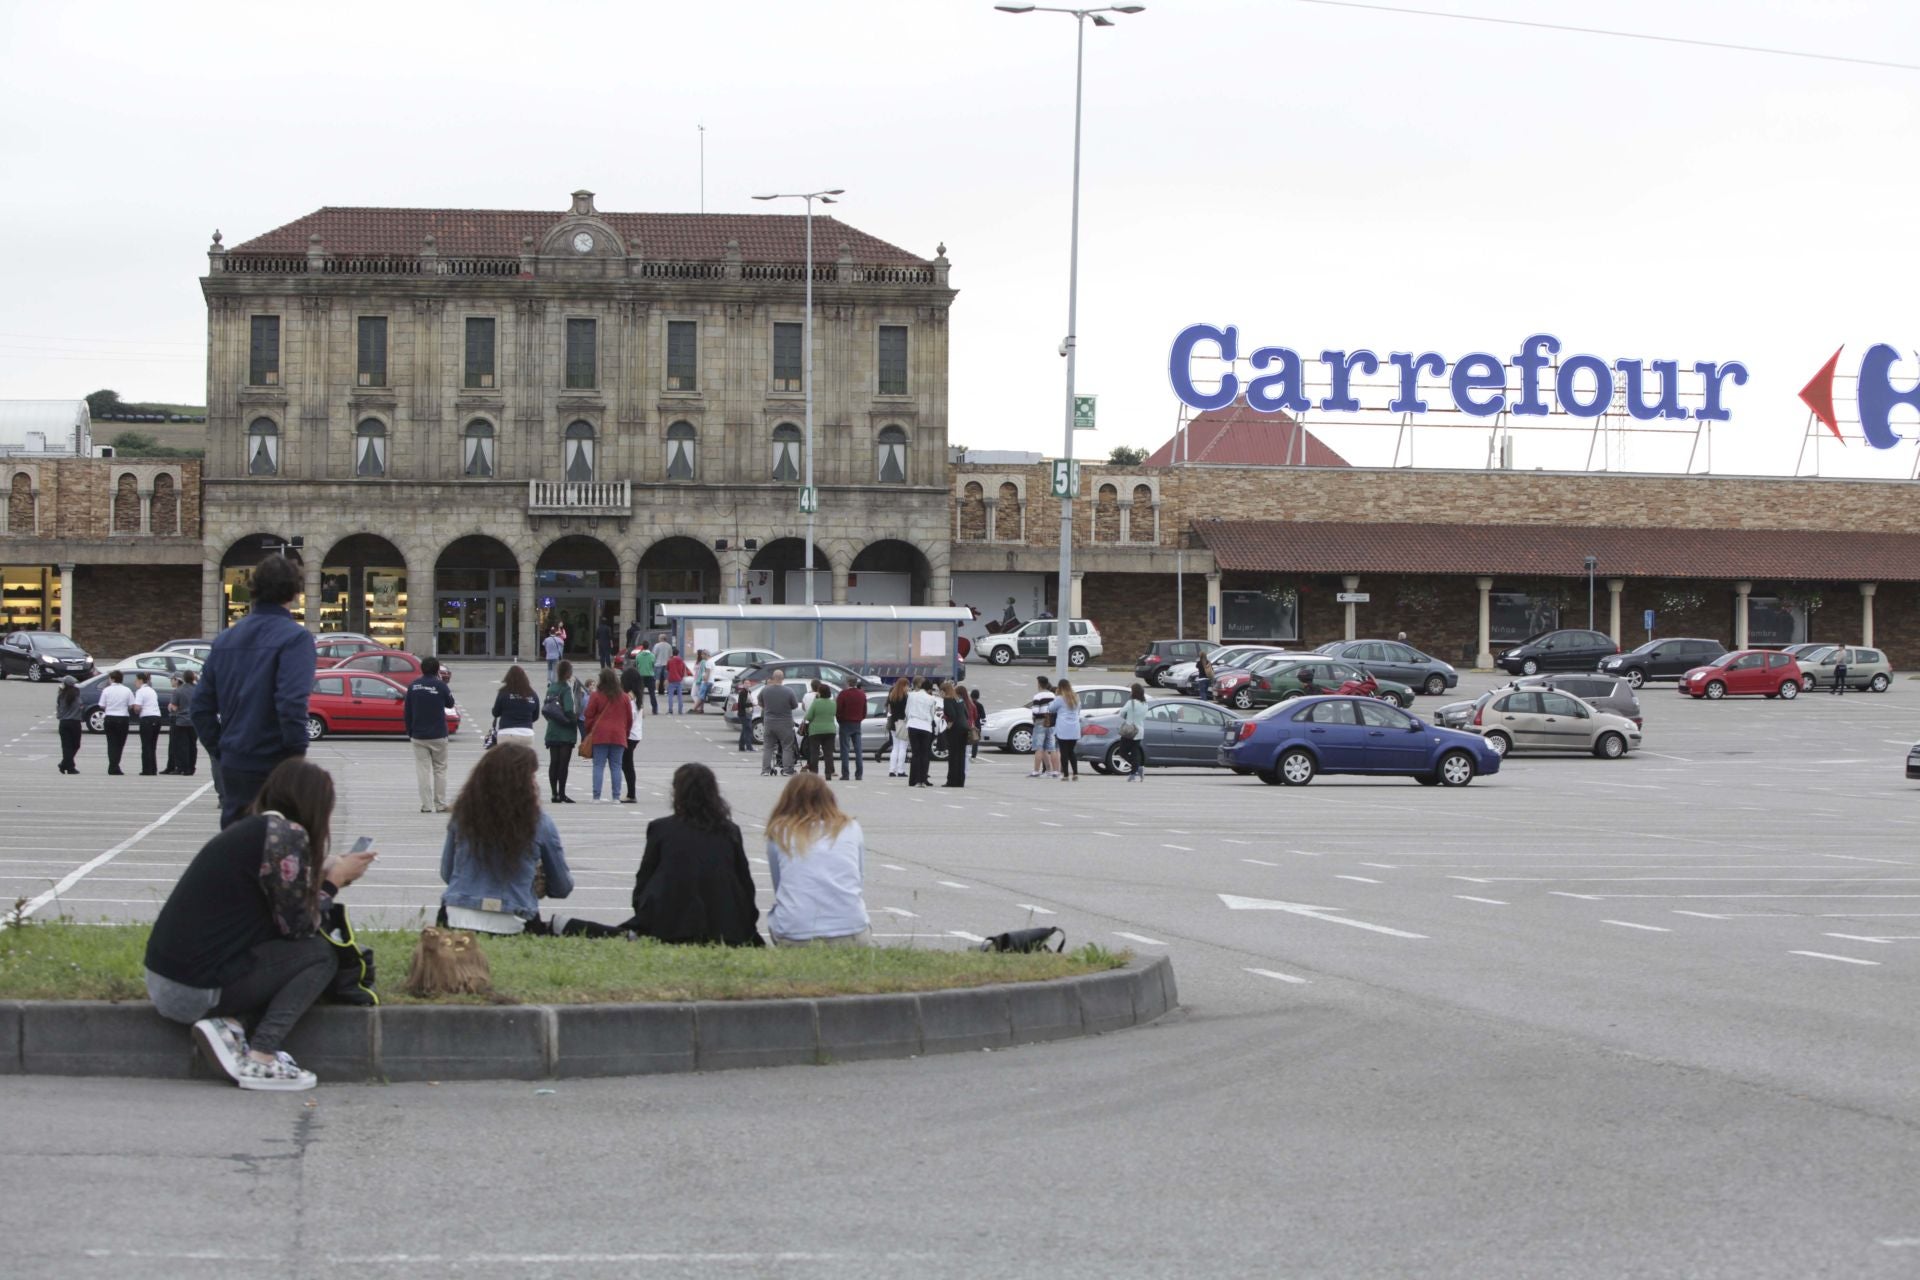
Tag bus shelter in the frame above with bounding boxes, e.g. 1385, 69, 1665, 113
659, 604, 971, 683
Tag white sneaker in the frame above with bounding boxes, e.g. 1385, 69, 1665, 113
192, 1016, 248, 1082
236, 1050, 317, 1092
1027, 771, 1042, 778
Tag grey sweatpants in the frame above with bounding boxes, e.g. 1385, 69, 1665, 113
762, 723, 798, 772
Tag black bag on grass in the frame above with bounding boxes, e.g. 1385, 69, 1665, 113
978, 926, 1065, 954
322, 902, 378, 1006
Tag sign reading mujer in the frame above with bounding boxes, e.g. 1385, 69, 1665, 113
1168, 326, 1749, 423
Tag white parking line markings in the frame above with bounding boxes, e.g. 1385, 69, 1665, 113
1823, 933, 1895, 944
1454, 895, 1508, 905
1789, 950, 1880, 966
874, 907, 919, 918
937, 880, 970, 889
1549, 891, 1603, 900
1014, 904, 1057, 915
1360, 862, 1395, 869
1241, 858, 1281, 867
1163, 844, 1195, 852
1671, 910, 1729, 919
947, 930, 988, 943
1244, 967, 1307, 984
1602, 920, 1671, 933
1335, 875, 1381, 884
1288, 849, 1323, 857
880, 863, 907, 871
1115, 931, 1167, 946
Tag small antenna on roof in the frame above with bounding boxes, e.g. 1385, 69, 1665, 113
698, 123, 706, 214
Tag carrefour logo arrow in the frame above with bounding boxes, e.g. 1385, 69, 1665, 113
1218, 894, 1427, 938
1799, 346, 1845, 442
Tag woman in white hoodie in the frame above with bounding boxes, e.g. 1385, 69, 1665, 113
904, 678, 939, 788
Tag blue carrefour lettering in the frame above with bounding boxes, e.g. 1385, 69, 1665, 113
1617, 360, 1688, 421
1450, 353, 1506, 417
1318, 350, 1379, 412
1556, 355, 1613, 418
1512, 334, 1560, 416
1855, 344, 1917, 449
1693, 361, 1748, 423
1386, 352, 1446, 413
1168, 324, 1238, 412
1245, 346, 1310, 414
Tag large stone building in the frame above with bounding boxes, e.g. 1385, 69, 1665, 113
199, 190, 955, 658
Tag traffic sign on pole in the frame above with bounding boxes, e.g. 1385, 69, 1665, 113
798, 486, 818, 514
1073, 395, 1097, 430
1050, 460, 1082, 497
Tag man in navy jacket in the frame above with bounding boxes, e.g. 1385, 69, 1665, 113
191, 555, 316, 827
404, 656, 457, 813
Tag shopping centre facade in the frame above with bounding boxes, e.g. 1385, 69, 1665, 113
8, 191, 1920, 669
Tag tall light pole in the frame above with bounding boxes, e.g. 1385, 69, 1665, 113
754, 187, 845, 605
1584, 554, 1599, 630
997, 3, 1144, 681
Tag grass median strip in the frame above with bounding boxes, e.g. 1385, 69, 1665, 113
0, 922, 1126, 1004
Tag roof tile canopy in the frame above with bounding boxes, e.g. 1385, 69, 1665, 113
231, 205, 928, 265
1146, 399, 1349, 468
1196, 519, 1920, 582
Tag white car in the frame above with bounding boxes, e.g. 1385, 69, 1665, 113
973, 619, 1103, 669
111, 650, 207, 678
979, 683, 1133, 753
702, 648, 786, 707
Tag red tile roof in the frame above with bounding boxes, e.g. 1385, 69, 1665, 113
1145, 399, 1350, 468
230, 208, 928, 265
1196, 519, 1920, 582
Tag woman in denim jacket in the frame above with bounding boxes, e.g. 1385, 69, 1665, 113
439, 742, 583, 935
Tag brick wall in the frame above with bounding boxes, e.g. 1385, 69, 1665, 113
0, 459, 202, 543
1083, 571, 1209, 668
70, 565, 202, 657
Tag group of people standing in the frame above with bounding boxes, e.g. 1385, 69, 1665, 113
882, 676, 981, 788
54, 667, 203, 778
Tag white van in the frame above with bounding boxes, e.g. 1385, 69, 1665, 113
973, 619, 1102, 668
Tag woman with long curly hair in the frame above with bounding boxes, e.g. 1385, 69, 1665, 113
628, 763, 763, 945
438, 741, 581, 936
764, 772, 870, 946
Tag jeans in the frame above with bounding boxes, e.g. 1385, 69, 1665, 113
104, 715, 130, 772
889, 731, 909, 775
219, 764, 279, 828
666, 682, 684, 714
58, 720, 81, 771
837, 724, 864, 779
548, 742, 572, 798
763, 725, 798, 773
738, 710, 756, 751
591, 742, 623, 800
206, 935, 338, 1055
412, 737, 449, 808
138, 718, 162, 774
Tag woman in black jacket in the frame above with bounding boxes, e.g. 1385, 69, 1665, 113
489, 664, 541, 745
55, 676, 85, 774
941, 681, 969, 788
628, 763, 763, 946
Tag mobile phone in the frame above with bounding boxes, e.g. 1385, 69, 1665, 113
349, 836, 374, 854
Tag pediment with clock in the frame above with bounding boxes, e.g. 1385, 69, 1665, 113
537, 190, 627, 279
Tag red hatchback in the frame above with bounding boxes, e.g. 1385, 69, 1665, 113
315, 637, 389, 669
334, 649, 433, 682
306, 671, 461, 740
1678, 649, 1803, 700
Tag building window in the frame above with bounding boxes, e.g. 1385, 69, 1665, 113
564, 420, 595, 483
878, 325, 908, 395
772, 422, 802, 483
357, 316, 387, 387
773, 322, 803, 392
246, 418, 280, 476
667, 320, 697, 390
249, 316, 280, 386
464, 317, 496, 388
565, 318, 597, 389
877, 425, 908, 484
666, 420, 697, 481
463, 420, 495, 478
355, 418, 388, 478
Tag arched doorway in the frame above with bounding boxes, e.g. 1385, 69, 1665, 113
850, 539, 932, 606
320, 534, 409, 645
436, 535, 520, 658
220, 533, 304, 629
746, 538, 831, 605
536, 535, 619, 657
639, 536, 722, 633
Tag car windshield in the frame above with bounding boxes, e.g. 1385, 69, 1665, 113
1801, 645, 1837, 663
1705, 651, 1738, 668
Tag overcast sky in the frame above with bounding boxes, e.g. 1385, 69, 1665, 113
3, 0, 1917, 478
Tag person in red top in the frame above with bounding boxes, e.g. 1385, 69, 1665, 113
834, 681, 869, 782
664, 651, 690, 715
581, 668, 634, 802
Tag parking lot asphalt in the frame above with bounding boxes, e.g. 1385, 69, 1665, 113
3, 658, 1919, 1277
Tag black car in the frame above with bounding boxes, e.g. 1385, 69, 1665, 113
1596, 637, 1727, 688
1314, 638, 1460, 695
1135, 639, 1216, 688
71, 669, 180, 732
1495, 629, 1617, 676
0, 631, 94, 682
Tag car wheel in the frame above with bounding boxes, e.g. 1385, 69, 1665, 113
1436, 750, 1476, 787
1256, 768, 1283, 786
1067, 647, 1089, 668
27, 662, 45, 682
1393, 691, 1413, 709
306, 715, 327, 742
86, 708, 105, 734
1415, 773, 1440, 786
1520, 659, 1539, 676
1105, 747, 1134, 776
1231, 766, 1253, 776
1152, 668, 1172, 688
751, 721, 766, 746
1704, 680, 1726, 700
931, 737, 950, 761
1232, 688, 1255, 710
1871, 673, 1891, 693
1625, 668, 1645, 689
989, 646, 1013, 666
1090, 760, 1111, 776
1278, 748, 1316, 786
1423, 674, 1446, 696
1594, 731, 1626, 759
1779, 680, 1799, 700
1484, 731, 1511, 758
1008, 725, 1034, 754
1801, 674, 1817, 692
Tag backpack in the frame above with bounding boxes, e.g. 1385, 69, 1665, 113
321, 903, 378, 1006
542, 688, 569, 724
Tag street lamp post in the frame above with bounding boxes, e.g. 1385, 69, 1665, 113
997, 2, 1144, 682
1584, 555, 1599, 630
753, 188, 845, 606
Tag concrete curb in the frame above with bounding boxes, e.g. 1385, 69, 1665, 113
0, 956, 1175, 1082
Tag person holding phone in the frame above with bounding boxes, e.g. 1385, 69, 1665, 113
143, 759, 374, 1092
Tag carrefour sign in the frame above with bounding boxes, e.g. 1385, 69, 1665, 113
1168, 326, 1747, 422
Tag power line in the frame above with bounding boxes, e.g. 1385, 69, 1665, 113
1293, 0, 1920, 73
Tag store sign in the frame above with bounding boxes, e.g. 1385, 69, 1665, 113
1801, 344, 1920, 450
1168, 326, 1748, 423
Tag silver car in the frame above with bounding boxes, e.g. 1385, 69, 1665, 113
1079, 697, 1244, 775
979, 683, 1132, 753
1436, 674, 1641, 730
1468, 687, 1642, 759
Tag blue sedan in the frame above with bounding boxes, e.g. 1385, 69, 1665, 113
1217, 694, 1501, 787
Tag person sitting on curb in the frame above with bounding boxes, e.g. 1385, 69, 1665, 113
629, 763, 763, 946
764, 772, 871, 947
438, 741, 611, 936
143, 759, 375, 1092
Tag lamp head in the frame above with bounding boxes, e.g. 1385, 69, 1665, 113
1114, 4, 1146, 12
752, 194, 778, 201
825, 188, 845, 196
1091, 12, 1113, 24
994, 4, 1036, 11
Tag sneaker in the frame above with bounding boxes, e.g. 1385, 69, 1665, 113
420, 805, 433, 813
620, 796, 638, 804
435, 804, 450, 813
192, 1016, 248, 1083
236, 1051, 317, 1092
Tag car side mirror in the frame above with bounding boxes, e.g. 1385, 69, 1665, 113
1406, 719, 1424, 732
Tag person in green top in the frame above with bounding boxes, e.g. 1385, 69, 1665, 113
544, 659, 580, 804
1118, 682, 1151, 782
803, 680, 840, 780
632, 646, 658, 717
